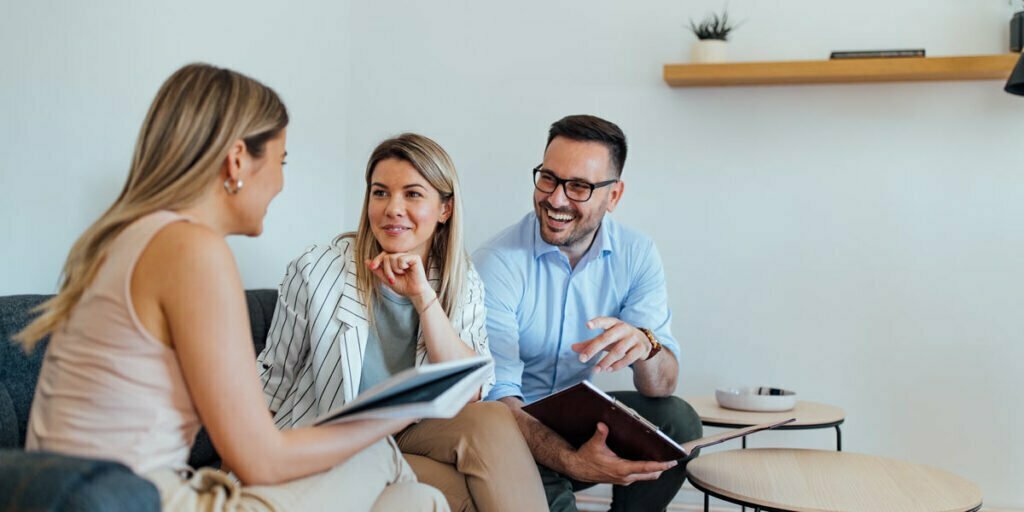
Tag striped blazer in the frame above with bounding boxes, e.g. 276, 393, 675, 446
257, 235, 494, 429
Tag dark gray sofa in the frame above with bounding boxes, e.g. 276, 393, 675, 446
0, 290, 279, 511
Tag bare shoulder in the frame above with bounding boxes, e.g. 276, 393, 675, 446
132, 220, 239, 346
153, 221, 233, 267
137, 220, 238, 292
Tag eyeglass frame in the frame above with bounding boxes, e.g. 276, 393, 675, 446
532, 165, 619, 202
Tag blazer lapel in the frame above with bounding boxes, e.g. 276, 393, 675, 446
335, 251, 369, 405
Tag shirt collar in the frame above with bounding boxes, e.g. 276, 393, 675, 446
532, 212, 615, 261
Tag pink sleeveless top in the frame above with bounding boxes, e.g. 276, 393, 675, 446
26, 211, 202, 474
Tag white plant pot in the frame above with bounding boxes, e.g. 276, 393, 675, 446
691, 39, 728, 63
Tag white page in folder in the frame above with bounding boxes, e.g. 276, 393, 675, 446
313, 355, 492, 425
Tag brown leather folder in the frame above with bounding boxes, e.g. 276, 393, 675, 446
523, 381, 795, 462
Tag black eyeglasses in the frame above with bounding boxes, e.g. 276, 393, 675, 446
532, 166, 618, 202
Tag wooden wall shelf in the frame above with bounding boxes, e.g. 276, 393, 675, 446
663, 54, 1020, 87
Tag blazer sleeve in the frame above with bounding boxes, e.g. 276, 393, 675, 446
451, 263, 495, 399
256, 245, 320, 414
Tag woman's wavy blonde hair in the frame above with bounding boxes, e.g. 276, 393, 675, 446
353, 134, 468, 322
16, 63, 288, 351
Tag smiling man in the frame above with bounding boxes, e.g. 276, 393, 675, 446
473, 115, 702, 512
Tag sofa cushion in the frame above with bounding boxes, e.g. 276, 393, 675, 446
0, 386, 17, 448
0, 294, 50, 449
245, 288, 278, 356
0, 290, 278, 460
0, 450, 160, 511
187, 288, 279, 468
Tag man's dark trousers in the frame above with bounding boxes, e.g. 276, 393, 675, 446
537, 392, 703, 512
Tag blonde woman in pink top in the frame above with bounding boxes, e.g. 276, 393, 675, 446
17, 63, 448, 512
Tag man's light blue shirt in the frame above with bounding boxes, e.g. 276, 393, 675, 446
473, 212, 679, 404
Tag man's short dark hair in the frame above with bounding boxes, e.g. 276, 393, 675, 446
546, 115, 628, 177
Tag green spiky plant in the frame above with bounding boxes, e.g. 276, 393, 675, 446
689, 9, 738, 41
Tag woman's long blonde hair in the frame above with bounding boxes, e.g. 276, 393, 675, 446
15, 63, 288, 351
353, 134, 468, 322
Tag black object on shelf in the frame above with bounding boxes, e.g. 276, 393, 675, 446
829, 49, 925, 59
1006, 52, 1024, 95
1012, 11, 1023, 52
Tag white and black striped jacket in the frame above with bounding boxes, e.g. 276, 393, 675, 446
257, 235, 493, 429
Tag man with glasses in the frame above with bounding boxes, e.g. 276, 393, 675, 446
473, 115, 702, 511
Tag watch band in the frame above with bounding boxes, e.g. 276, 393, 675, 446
638, 327, 662, 361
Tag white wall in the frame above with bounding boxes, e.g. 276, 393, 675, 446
1, 0, 353, 292
344, 0, 1024, 507
3, 0, 1023, 507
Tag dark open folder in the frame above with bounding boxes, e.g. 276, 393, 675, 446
523, 381, 795, 462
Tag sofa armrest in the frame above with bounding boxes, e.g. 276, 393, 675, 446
0, 450, 160, 511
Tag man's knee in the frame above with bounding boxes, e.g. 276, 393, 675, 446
620, 394, 703, 444
657, 396, 703, 443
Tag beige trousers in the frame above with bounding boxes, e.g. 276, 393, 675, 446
397, 402, 547, 512
147, 438, 449, 512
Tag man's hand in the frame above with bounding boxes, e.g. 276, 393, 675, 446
499, 397, 677, 484
571, 317, 653, 373
567, 422, 677, 485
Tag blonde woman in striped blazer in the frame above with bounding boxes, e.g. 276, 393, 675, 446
258, 134, 546, 511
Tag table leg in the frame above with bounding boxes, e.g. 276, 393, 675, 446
703, 492, 708, 512
835, 425, 842, 451
740, 436, 748, 511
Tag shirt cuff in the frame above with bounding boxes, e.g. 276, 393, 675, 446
631, 333, 681, 367
659, 336, 681, 360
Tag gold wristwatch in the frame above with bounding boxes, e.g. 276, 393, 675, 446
638, 327, 662, 361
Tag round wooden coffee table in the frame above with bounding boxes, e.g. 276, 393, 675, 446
688, 448, 982, 512
685, 396, 845, 450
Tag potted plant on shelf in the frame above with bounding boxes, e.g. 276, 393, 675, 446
688, 9, 738, 63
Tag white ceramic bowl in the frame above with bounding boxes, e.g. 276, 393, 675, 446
715, 387, 797, 412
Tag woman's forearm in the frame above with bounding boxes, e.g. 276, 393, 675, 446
231, 417, 411, 486
413, 291, 476, 363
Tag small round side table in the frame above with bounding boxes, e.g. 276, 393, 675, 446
687, 448, 982, 512
685, 396, 846, 450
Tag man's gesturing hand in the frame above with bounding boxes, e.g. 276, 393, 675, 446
571, 317, 652, 373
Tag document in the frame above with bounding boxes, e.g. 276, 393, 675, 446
314, 356, 493, 425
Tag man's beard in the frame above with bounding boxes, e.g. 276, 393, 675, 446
537, 200, 602, 250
